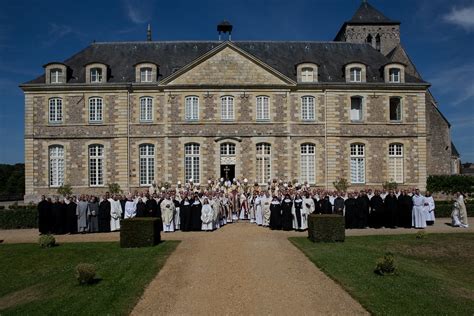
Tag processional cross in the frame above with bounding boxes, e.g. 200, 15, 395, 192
223, 165, 230, 180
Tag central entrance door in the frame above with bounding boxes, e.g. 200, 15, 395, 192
220, 165, 235, 181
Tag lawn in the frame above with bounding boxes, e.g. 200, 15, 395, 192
290, 234, 474, 316
0, 241, 179, 315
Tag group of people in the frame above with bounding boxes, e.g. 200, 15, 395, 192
37, 178, 469, 235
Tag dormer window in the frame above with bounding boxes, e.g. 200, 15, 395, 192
301, 68, 314, 82
389, 68, 401, 83
350, 67, 362, 82
50, 68, 62, 84
140, 67, 153, 82
90, 68, 103, 83
134, 62, 158, 83
297, 63, 318, 83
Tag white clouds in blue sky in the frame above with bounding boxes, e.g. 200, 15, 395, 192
443, 5, 474, 31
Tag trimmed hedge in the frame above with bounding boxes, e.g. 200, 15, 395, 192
434, 203, 474, 218
120, 217, 162, 248
308, 214, 345, 242
0, 208, 38, 229
427, 175, 474, 194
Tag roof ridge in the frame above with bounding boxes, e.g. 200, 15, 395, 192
91, 40, 372, 45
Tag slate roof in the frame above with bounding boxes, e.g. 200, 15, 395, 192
347, 2, 400, 25
24, 41, 425, 85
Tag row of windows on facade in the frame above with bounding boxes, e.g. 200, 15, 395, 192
48, 143, 405, 188
48, 95, 404, 123
48, 65, 403, 84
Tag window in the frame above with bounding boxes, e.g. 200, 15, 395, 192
256, 143, 271, 184
185, 143, 200, 183
389, 97, 402, 121
185, 96, 199, 121
90, 68, 103, 83
49, 98, 63, 123
350, 144, 365, 184
389, 68, 401, 83
375, 34, 381, 51
349, 67, 362, 82
139, 144, 155, 186
221, 96, 234, 120
388, 144, 404, 183
300, 143, 315, 184
50, 68, 62, 84
301, 96, 315, 121
89, 97, 103, 122
140, 97, 153, 121
49, 145, 64, 187
140, 67, 153, 82
366, 34, 373, 46
301, 67, 314, 83
220, 143, 236, 156
350, 97, 363, 122
89, 144, 104, 186
256, 96, 270, 121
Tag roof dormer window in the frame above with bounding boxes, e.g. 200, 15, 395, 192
345, 63, 366, 83
43, 62, 67, 84
50, 68, 62, 84
140, 67, 153, 83
297, 63, 318, 83
90, 68, 103, 83
350, 67, 362, 82
384, 63, 405, 83
134, 62, 158, 83
301, 68, 314, 83
389, 68, 400, 83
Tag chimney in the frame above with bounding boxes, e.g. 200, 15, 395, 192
147, 24, 152, 41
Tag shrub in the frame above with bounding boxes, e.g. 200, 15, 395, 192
382, 181, 398, 191
75, 263, 97, 285
120, 217, 162, 248
332, 178, 349, 192
434, 203, 474, 218
0, 208, 38, 229
375, 252, 396, 276
108, 183, 122, 195
39, 234, 56, 248
415, 231, 426, 239
9, 201, 19, 209
427, 175, 474, 194
0, 205, 4, 210
57, 184, 72, 197
308, 214, 345, 242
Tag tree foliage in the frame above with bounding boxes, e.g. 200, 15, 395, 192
0, 164, 25, 200
333, 178, 349, 192
427, 175, 474, 194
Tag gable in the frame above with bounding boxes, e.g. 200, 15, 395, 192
164, 46, 292, 86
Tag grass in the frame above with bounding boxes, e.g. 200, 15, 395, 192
0, 241, 179, 315
290, 233, 474, 316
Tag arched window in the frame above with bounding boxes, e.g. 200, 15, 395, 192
389, 97, 402, 121
300, 143, 315, 184
90, 68, 103, 83
256, 96, 270, 121
388, 144, 404, 183
49, 98, 63, 123
221, 96, 234, 120
350, 96, 363, 122
349, 67, 362, 82
185, 96, 199, 121
220, 143, 236, 156
49, 145, 64, 187
139, 144, 155, 186
185, 143, 200, 183
89, 144, 104, 186
89, 97, 103, 122
140, 97, 153, 121
301, 67, 314, 83
140, 67, 153, 83
301, 96, 315, 121
350, 143, 365, 184
256, 143, 271, 184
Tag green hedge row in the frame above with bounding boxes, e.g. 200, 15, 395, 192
308, 214, 345, 242
120, 218, 162, 248
435, 203, 474, 218
427, 175, 474, 194
0, 208, 38, 229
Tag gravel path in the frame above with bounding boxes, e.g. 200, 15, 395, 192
131, 222, 367, 315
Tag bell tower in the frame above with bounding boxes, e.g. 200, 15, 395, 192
334, 1, 400, 56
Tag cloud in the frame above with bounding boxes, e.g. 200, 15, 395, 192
122, 0, 153, 24
428, 62, 474, 106
42, 23, 73, 47
443, 5, 474, 31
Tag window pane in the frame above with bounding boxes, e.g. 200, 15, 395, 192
350, 97, 363, 121
301, 96, 315, 120
389, 97, 401, 121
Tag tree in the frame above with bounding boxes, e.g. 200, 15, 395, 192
333, 178, 349, 192
57, 184, 73, 197
108, 183, 122, 195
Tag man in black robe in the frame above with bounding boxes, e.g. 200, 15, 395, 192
38, 195, 51, 234
384, 190, 398, 228
313, 195, 322, 214
344, 193, 357, 229
398, 190, 413, 228
51, 197, 64, 234
98, 193, 111, 232
320, 195, 332, 214
135, 198, 147, 217
120, 195, 127, 220
356, 191, 370, 228
280, 194, 293, 231
190, 194, 202, 231
146, 193, 159, 217
66, 197, 77, 234
333, 193, 345, 216
369, 190, 385, 228
180, 195, 192, 231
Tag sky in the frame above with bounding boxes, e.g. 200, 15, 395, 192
0, 0, 473, 164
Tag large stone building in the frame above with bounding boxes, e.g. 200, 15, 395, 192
21, 2, 459, 201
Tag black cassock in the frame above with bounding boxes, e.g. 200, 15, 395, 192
190, 200, 202, 231
180, 200, 192, 231
98, 200, 111, 232
51, 202, 65, 234
145, 199, 158, 217
269, 202, 282, 230
136, 201, 147, 217
320, 197, 332, 214
38, 200, 52, 234
294, 199, 303, 230
281, 199, 293, 231
66, 201, 77, 234
356, 195, 370, 228
334, 197, 345, 216
384, 194, 398, 228
369, 195, 385, 228
313, 198, 322, 214
398, 194, 413, 228
344, 198, 357, 229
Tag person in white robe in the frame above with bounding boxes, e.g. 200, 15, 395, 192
161, 195, 175, 232
301, 193, 315, 229
109, 195, 122, 231
424, 191, 436, 226
292, 193, 307, 231
201, 198, 214, 231
262, 192, 272, 227
124, 195, 137, 219
210, 197, 220, 230
412, 189, 426, 228
452, 193, 469, 228
254, 193, 263, 226
239, 193, 248, 220
248, 194, 256, 223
